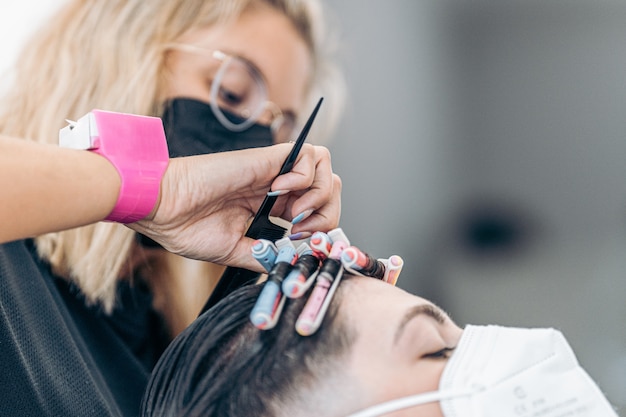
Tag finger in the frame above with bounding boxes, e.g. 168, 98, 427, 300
268, 144, 318, 192
225, 237, 270, 272
272, 145, 335, 214
288, 146, 335, 217
290, 172, 342, 234
267, 145, 333, 222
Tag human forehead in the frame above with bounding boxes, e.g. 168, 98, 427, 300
336, 277, 452, 357
339, 277, 433, 315
177, 3, 312, 112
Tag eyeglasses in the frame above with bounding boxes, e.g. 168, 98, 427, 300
163, 42, 297, 143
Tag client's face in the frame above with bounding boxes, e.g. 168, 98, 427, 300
340, 278, 463, 417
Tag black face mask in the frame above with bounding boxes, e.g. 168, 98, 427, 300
161, 97, 274, 158
139, 98, 275, 249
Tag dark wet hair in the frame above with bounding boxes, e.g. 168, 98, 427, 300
141, 281, 355, 417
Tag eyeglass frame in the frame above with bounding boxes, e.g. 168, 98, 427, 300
162, 42, 296, 141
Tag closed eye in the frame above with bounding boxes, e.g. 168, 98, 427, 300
394, 304, 450, 346
423, 347, 455, 359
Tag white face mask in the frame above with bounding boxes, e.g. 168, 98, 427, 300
347, 325, 618, 417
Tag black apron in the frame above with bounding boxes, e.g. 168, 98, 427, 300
0, 240, 167, 416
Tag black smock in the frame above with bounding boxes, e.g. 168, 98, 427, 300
0, 239, 169, 416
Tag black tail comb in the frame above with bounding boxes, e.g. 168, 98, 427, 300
199, 97, 324, 315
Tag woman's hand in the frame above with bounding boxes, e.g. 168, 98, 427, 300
128, 143, 341, 270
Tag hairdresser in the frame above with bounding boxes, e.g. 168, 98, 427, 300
0, 0, 343, 415
0, 137, 339, 264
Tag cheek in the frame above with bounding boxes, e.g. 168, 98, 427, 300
370, 361, 447, 417
367, 358, 447, 407
414, 360, 448, 392
393, 359, 447, 396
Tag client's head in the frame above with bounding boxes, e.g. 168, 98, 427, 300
141, 275, 462, 417
142, 272, 617, 417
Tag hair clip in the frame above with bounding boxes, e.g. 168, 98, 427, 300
382, 255, 404, 286
295, 255, 344, 336
295, 231, 349, 336
309, 231, 332, 259
249, 242, 298, 330
327, 228, 350, 251
274, 236, 294, 251
248, 227, 403, 335
251, 239, 279, 273
282, 243, 321, 298
340, 246, 386, 279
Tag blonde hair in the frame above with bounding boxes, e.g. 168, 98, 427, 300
0, 0, 345, 312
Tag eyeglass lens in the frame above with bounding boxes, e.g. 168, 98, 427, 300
211, 57, 265, 127
210, 55, 296, 142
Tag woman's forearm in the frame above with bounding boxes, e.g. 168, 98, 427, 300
0, 135, 120, 243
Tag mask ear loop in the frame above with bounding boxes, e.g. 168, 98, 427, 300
344, 388, 477, 417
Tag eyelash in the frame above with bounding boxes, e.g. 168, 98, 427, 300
424, 347, 455, 359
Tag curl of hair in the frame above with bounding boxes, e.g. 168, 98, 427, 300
141, 282, 355, 417
0, 0, 345, 312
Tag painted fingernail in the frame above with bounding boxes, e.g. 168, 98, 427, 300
291, 209, 314, 225
267, 189, 290, 197
289, 231, 312, 241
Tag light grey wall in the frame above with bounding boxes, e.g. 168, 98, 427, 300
325, 1, 462, 292
325, 0, 626, 413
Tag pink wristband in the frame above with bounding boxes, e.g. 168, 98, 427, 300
59, 110, 169, 223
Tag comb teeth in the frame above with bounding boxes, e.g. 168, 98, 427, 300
245, 216, 287, 241
254, 224, 286, 242
259, 226, 286, 242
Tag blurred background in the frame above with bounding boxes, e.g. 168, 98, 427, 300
325, 0, 626, 413
2, 0, 625, 413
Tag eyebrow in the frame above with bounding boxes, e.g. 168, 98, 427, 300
393, 304, 448, 345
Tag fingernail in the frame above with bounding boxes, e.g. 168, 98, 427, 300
291, 209, 314, 225
289, 231, 312, 241
267, 189, 290, 197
